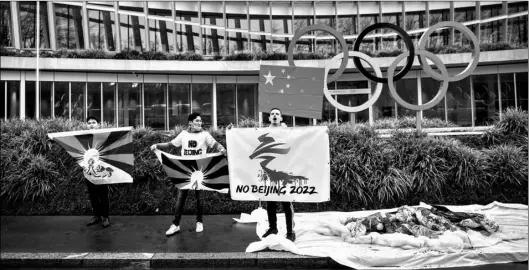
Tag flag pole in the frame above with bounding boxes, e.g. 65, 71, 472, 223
36, 0, 40, 120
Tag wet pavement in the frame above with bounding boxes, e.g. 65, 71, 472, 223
1, 215, 258, 253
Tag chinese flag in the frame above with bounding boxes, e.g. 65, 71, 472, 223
259, 65, 325, 119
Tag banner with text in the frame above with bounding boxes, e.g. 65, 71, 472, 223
226, 126, 330, 202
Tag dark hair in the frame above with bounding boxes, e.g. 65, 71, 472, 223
188, 112, 201, 122
86, 116, 99, 123
270, 108, 282, 114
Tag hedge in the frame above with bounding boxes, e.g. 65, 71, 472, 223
1, 42, 527, 61
1, 108, 527, 215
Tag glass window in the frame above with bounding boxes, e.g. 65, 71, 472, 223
395, 78, 418, 117
315, 2, 335, 56
473, 74, 499, 126
237, 83, 257, 121
168, 83, 190, 128
500, 73, 516, 111
271, 2, 292, 53
295, 117, 311, 126
336, 80, 369, 123
226, 1, 249, 54
216, 84, 236, 127
480, 4, 503, 44
515, 72, 528, 111
202, 2, 225, 56
19, 2, 50, 49
358, 14, 377, 53
6, 81, 20, 118
102, 82, 116, 124
55, 3, 84, 49
446, 77, 472, 127
175, 2, 199, 53
118, 83, 142, 128
120, 14, 146, 51
249, 1, 270, 53
455, 5, 477, 46
337, 14, 355, 50
321, 82, 337, 123
191, 83, 212, 128
421, 77, 445, 122
0, 2, 12, 47
25, 81, 37, 118
1, 81, 5, 119
71, 82, 85, 121
429, 4, 450, 48
144, 83, 166, 130
148, 2, 174, 52
40, 81, 52, 118
507, 2, 528, 45
88, 9, 116, 51
373, 82, 396, 121
87, 82, 101, 120
380, 2, 403, 52
405, 6, 426, 47
54, 82, 69, 118
293, 2, 313, 53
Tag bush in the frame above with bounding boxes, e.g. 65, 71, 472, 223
0, 115, 527, 215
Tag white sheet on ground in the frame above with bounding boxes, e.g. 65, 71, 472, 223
241, 201, 528, 269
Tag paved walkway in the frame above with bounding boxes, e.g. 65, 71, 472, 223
1, 215, 527, 269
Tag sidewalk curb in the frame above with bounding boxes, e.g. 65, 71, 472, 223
1, 252, 348, 268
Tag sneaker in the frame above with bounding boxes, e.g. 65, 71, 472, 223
86, 216, 101, 226
286, 232, 296, 242
101, 217, 110, 228
196, 222, 203, 232
262, 228, 278, 238
166, 224, 180, 236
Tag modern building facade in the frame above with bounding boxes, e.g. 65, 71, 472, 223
0, 1, 528, 129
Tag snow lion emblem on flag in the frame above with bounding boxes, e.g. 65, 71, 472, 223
154, 150, 230, 193
48, 127, 134, 185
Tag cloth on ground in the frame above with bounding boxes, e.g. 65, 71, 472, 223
238, 201, 528, 269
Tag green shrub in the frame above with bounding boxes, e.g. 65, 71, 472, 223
224, 53, 254, 61
0, 116, 527, 215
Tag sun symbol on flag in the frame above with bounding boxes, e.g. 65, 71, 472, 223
190, 169, 205, 189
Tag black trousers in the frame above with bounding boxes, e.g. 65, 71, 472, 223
85, 180, 109, 218
173, 189, 203, 226
266, 201, 294, 233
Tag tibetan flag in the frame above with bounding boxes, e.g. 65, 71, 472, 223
48, 127, 134, 185
154, 149, 230, 193
259, 64, 326, 119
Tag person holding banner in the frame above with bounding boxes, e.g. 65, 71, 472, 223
85, 116, 111, 228
151, 113, 227, 235
262, 108, 296, 242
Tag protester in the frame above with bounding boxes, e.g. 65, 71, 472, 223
151, 113, 227, 235
261, 108, 296, 242
85, 116, 111, 228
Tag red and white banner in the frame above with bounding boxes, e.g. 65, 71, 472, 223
226, 126, 330, 202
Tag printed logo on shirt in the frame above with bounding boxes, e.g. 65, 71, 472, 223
184, 140, 203, 156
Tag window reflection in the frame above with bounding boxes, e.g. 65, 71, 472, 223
168, 83, 190, 128
336, 80, 369, 123
395, 78, 417, 117
87, 82, 101, 120
88, 9, 116, 51
0, 2, 12, 47
55, 3, 84, 49
217, 84, 236, 126
508, 2, 528, 45
226, 1, 249, 54
421, 77, 445, 121
473, 74, 499, 126
54, 82, 69, 118
144, 83, 166, 130
25, 81, 36, 118
19, 1, 50, 49
71, 82, 85, 121
191, 83, 212, 128
118, 82, 141, 127
40, 81, 52, 118
237, 83, 257, 121
103, 82, 116, 125
515, 72, 528, 111
500, 74, 516, 111
446, 78, 472, 127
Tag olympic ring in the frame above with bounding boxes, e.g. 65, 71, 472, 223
323, 51, 384, 113
287, 24, 349, 83
288, 21, 479, 113
387, 50, 449, 111
353, 23, 415, 84
418, 21, 480, 82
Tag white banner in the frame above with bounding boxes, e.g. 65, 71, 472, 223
226, 126, 330, 202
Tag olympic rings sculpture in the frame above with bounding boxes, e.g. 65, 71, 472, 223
286, 21, 480, 113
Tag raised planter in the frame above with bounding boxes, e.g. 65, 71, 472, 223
1, 49, 527, 75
